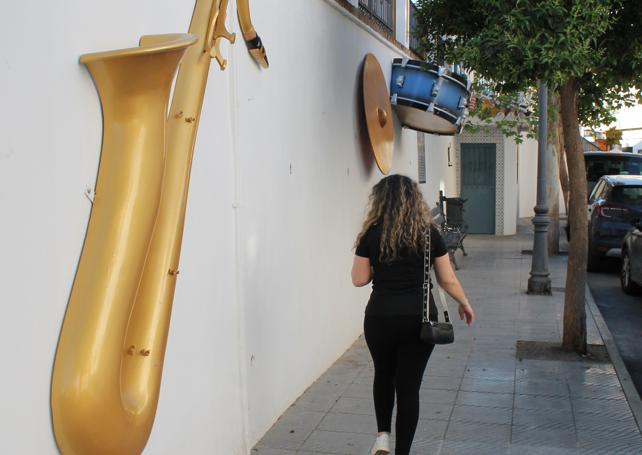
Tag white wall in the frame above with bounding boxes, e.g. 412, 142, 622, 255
0, 2, 246, 454
518, 137, 539, 219
235, 0, 435, 444
503, 138, 518, 235
395, 0, 409, 46
422, 133, 458, 206
0, 0, 441, 454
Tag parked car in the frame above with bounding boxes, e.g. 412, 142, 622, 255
585, 151, 642, 194
587, 175, 642, 270
565, 152, 642, 241
621, 220, 642, 295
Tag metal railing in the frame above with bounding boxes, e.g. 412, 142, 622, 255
358, 0, 394, 33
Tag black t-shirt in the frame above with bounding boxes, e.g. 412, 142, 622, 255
355, 224, 448, 316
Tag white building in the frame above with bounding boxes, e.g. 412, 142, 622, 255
0, 1, 538, 453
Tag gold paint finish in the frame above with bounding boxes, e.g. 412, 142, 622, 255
51, 33, 196, 455
51, 1, 231, 454
237, 0, 269, 68
362, 53, 394, 175
208, 0, 236, 69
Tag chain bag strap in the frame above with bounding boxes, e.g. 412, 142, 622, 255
420, 225, 455, 344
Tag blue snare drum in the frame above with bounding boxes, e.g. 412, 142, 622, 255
390, 58, 471, 135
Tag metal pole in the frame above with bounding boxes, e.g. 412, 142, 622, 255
528, 82, 552, 295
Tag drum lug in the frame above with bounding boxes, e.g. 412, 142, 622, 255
401, 58, 409, 68
427, 102, 435, 113
390, 93, 398, 105
458, 96, 468, 110
431, 80, 442, 98
396, 74, 405, 88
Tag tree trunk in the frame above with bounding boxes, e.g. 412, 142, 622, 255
559, 78, 587, 355
551, 92, 570, 214
546, 90, 561, 255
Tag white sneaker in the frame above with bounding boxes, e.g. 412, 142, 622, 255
370, 432, 390, 455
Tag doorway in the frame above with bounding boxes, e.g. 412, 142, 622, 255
461, 143, 496, 234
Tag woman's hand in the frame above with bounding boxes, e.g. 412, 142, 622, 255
458, 301, 475, 326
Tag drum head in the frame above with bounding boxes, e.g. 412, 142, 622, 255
394, 104, 458, 136
362, 54, 394, 175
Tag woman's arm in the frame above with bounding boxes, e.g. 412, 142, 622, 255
351, 256, 373, 287
434, 255, 474, 325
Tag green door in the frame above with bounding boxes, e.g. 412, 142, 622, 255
461, 143, 496, 234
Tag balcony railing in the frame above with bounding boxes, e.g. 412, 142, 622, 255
358, 0, 394, 33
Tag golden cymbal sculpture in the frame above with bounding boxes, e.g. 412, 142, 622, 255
362, 53, 394, 174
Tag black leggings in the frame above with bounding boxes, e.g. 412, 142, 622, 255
364, 315, 435, 455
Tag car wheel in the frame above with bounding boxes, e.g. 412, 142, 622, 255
620, 249, 642, 295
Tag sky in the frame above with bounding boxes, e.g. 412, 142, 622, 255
612, 104, 642, 148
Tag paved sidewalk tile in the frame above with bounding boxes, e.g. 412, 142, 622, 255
253, 225, 642, 454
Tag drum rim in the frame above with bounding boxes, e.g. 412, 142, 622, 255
442, 73, 469, 90
392, 58, 469, 88
391, 58, 440, 74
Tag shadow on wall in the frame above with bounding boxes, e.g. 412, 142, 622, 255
356, 57, 376, 177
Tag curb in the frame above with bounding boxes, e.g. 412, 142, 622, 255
585, 284, 642, 432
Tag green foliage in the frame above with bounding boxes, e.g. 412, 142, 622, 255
413, 0, 642, 126
605, 127, 623, 146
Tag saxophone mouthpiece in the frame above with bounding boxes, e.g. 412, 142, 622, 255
246, 35, 269, 69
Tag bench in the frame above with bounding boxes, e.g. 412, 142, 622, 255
431, 191, 468, 270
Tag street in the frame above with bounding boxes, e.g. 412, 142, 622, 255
588, 260, 642, 398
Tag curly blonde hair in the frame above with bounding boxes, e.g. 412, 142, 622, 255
355, 174, 432, 262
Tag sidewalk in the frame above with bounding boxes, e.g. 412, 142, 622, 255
252, 224, 642, 454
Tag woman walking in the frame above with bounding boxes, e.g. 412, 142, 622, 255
351, 175, 474, 455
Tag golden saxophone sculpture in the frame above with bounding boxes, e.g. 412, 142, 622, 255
50, 1, 239, 454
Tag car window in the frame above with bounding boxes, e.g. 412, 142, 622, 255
586, 156, 642, 183
610, 186, 642, 207
589, 180, 605, 202
598, 181, 610, 200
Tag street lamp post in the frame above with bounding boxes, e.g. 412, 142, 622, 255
528, 82, 552, 295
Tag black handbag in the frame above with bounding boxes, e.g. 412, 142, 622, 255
420, 226, 455, 345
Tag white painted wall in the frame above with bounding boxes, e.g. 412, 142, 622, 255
0, 0, 442, 454
0, 2, 246, 454
395, 0, 409, 46
422, 133, 458, 207
503, 138, 519, 235
518, 137, 539, 219
236, 0, 437, 444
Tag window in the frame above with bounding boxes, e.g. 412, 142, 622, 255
409, 1, 420, 54
610, 186, 642, 206
586, 155, 642, 183
589, 180, 606, 203
358, 0, 394, 33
